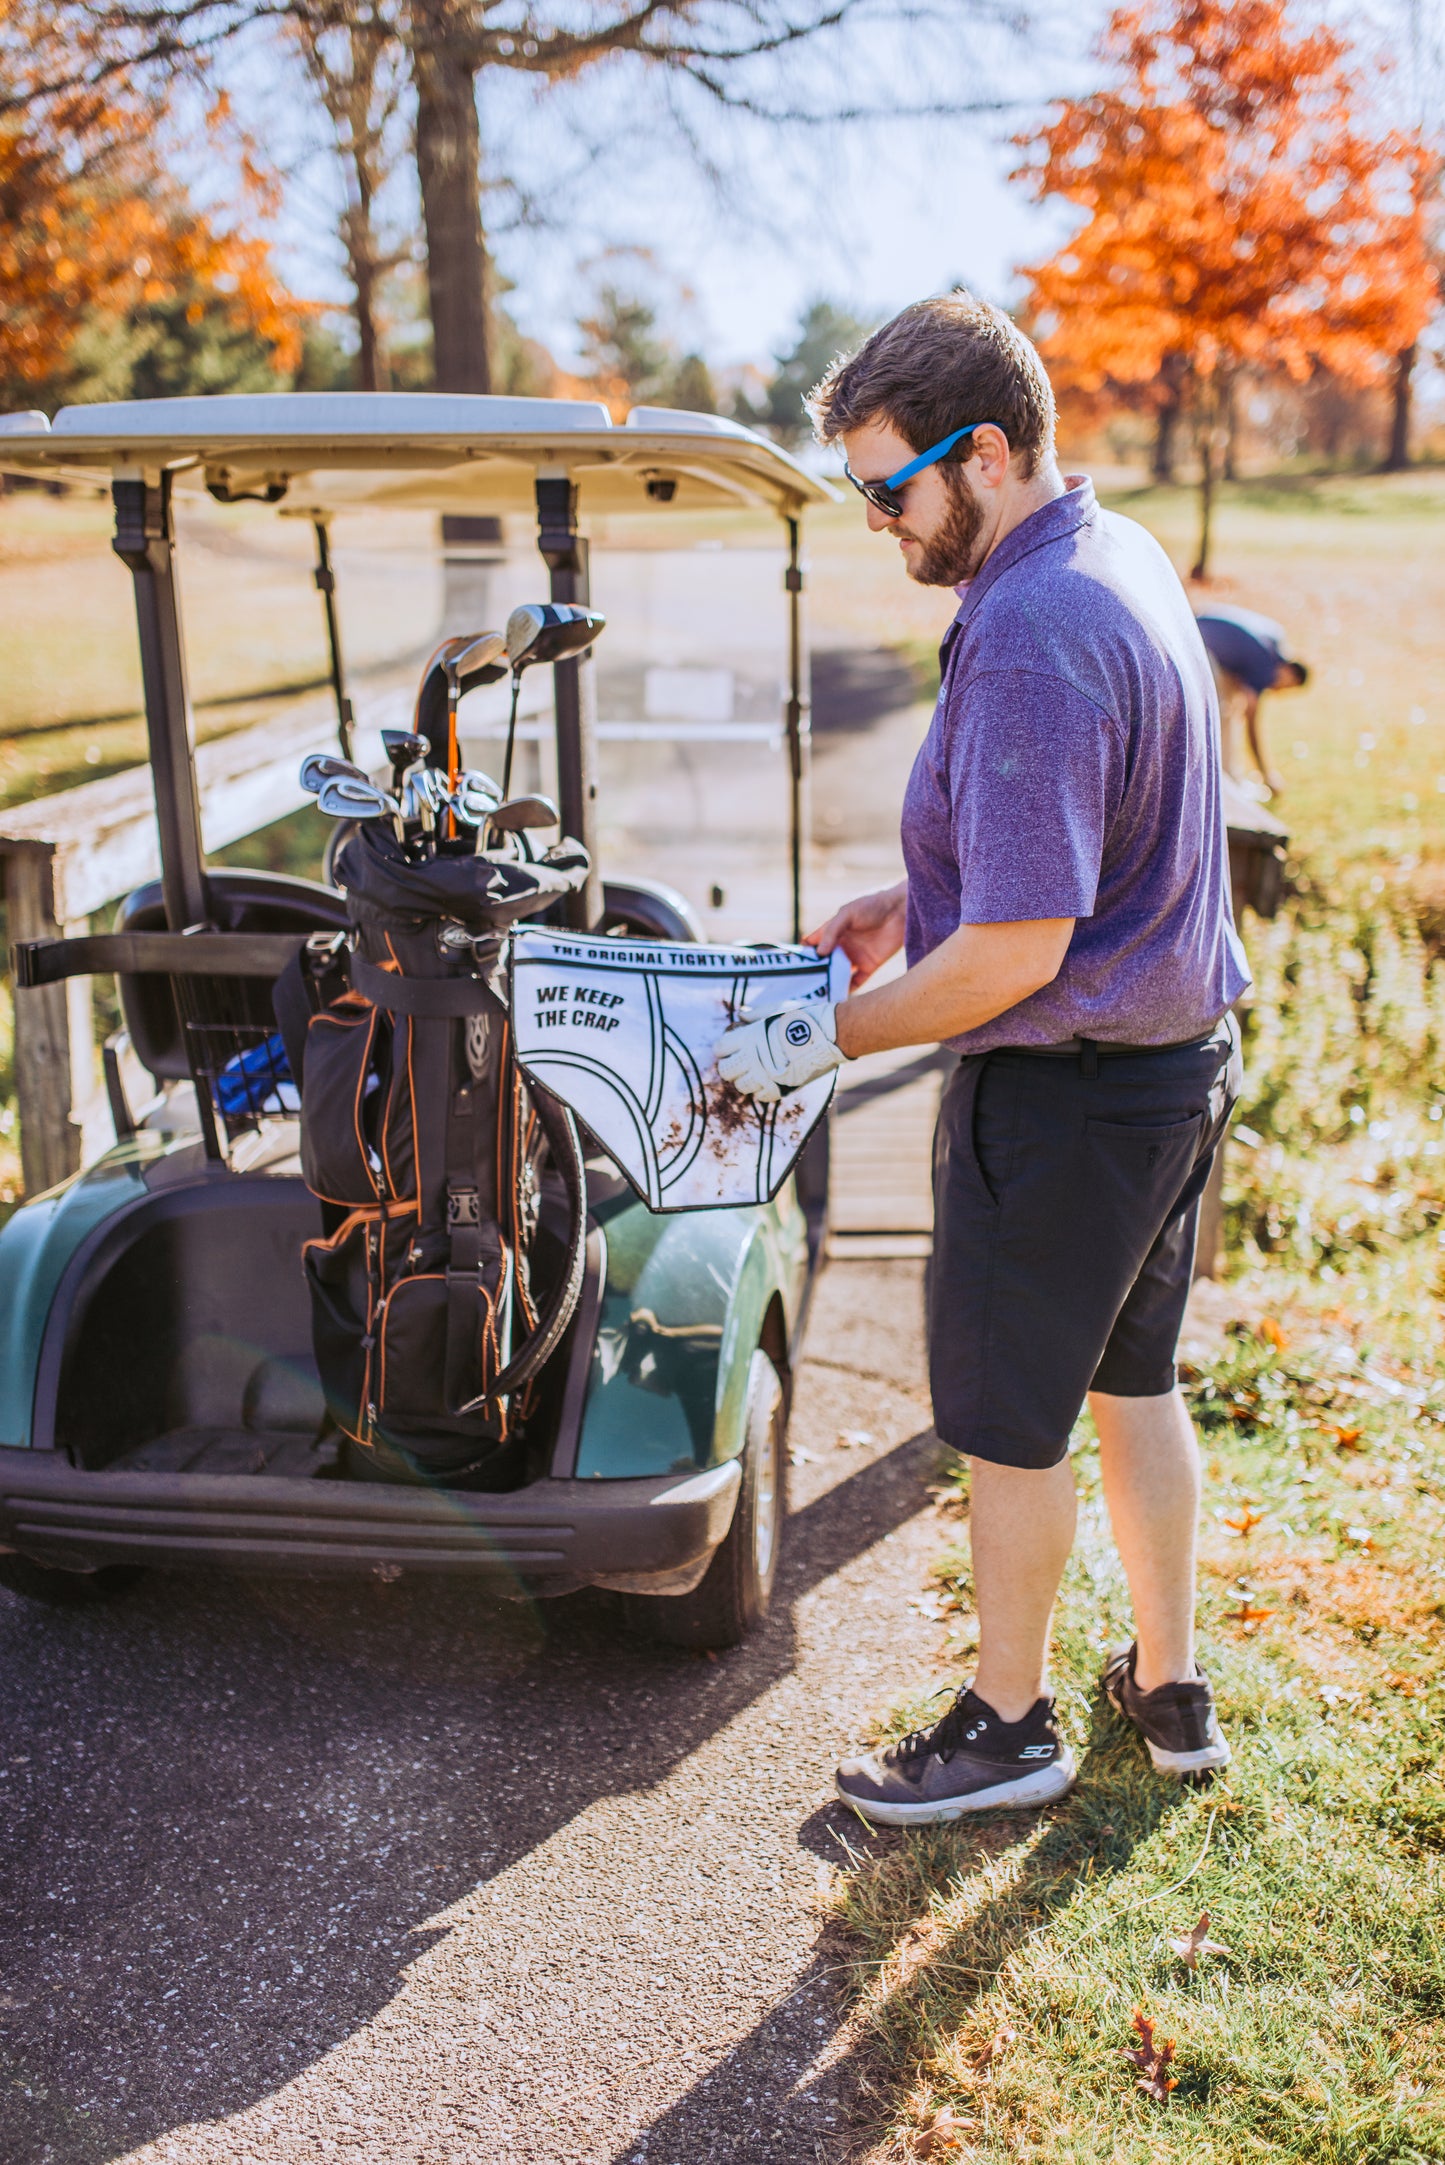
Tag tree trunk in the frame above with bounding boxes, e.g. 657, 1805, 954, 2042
1382, 343, 1415, 473
1222, 373, 1240, 483
412, 28, 490, 394
1151, 352, 1187, 484
344, 192, 390, 393
1191, 420, 1216, 581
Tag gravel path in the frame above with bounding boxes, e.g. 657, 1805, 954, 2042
0, 1259, 949, 2165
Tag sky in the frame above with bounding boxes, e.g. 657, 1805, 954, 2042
233, 0, 1435, 381
235, 3, 1094, 376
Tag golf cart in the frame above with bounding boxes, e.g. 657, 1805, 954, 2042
0, 394, 833, 1647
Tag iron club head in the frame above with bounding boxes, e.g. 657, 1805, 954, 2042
488, 793, 560, 834
315, 775, 399, 822
301, 753, 368, 794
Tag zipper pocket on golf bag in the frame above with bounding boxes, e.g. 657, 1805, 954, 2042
302, 1208, 396, 1443
300, 996, 417, 1207
376, 1226, 512, 1420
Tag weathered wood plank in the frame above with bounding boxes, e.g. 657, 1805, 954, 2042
0, 686, 404, 925
4, 849, 80, 1194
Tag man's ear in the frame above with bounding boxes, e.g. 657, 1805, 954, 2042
971, 423, 1012, 489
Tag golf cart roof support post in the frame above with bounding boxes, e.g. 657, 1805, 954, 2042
110, 474, 209, 931
535, 475, 602, 931
784, 515, 808, 944
312, 516, 356, 764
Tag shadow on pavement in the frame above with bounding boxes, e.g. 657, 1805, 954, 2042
612, 1706, 1194, 2165
0, 1429, 940, 2163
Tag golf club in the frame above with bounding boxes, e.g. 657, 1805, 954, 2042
500, 604, 605, 799
382, 730, 430, 799
442, 631, 508, 823
451, 777, 502, 834
316, 774, 405, 842
301, 752, 369, 795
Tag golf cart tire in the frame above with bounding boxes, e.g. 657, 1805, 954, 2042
0, 1555, 143, 1608
625, 1348, 786, 1650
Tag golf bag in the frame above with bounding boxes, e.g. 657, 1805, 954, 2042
275, 822, 590, 1486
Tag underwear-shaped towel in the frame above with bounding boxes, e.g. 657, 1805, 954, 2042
510, 929, 850, 1212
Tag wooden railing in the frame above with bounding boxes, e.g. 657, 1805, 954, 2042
0, 683, 400, 1193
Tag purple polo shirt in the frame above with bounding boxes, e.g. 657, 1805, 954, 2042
901, 476, 1250, 1053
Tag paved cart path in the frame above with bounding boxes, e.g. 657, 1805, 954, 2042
0, 1260, 952, 2165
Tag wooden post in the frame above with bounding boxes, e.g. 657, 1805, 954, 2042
4, 846, 81, 1195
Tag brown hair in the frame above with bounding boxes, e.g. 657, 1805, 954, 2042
809, 291, 1055, 479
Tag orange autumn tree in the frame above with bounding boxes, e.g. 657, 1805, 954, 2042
0, 4, 303, 408
1015, 0, 1438, 576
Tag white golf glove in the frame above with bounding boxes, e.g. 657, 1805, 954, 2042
715, 1000, 847, 1103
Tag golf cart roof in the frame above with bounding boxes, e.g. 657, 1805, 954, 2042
0, 392, 835, 517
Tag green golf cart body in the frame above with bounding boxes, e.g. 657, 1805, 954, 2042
0, 394, 833, 1642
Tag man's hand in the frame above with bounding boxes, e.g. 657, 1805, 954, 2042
715, 1001, 847, 1103
807, 880, 908, 991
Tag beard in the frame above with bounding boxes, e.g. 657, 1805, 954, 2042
898, 469, 987, 586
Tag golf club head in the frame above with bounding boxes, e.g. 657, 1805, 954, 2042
382, 730, 429, 788
457, 767, 502, 800
301, 753, 367, 794
316, 776, 397, 821
504, 603, 605, 673
403, 766, 446, 828
446, 630, 507, 681
450, 779, 501, 829
488, 794, 560, 834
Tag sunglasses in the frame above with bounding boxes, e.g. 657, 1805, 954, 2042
843, 420, 1002, 519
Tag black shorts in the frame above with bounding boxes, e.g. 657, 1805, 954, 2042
928, 1018, 1242, 1470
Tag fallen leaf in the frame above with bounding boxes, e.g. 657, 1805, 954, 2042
1224, 1507, 1263, 1535
1169, 1911, 1231, 1969
837, 1429, 875, 1450
1386, 1672, 1421, 1695
1258, 1317, 1288, 1350
1229, 1600, 1275, 1629
1332, 1426, 1364, 1451
1123, 2007, 1177, 2104
915, 2108, 975, 2155
969, 2023, 1016, 2070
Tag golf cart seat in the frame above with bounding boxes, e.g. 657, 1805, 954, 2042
116, 869, 351, 1084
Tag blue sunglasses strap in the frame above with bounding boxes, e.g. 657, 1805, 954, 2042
886, 421, 997, 490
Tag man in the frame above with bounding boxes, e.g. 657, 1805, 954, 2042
716, 292, 1248, 1823
1194, 601, 1309, 799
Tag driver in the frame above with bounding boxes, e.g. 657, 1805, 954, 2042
717, 291, 1247, 1821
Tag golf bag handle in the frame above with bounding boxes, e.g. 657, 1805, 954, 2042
456, 1076, 589, 1415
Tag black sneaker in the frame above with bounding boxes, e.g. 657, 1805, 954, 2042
1101, 1643, 1231, 1776
835, 1687, 1077, 1827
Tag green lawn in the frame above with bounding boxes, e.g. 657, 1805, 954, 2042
819, 499, 1445, 2154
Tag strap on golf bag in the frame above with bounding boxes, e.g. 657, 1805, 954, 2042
276, 823, 590, 1485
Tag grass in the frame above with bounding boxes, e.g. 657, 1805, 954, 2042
827, 867, 1445, 2155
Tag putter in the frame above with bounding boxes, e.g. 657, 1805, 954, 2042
501, 604, 605, 799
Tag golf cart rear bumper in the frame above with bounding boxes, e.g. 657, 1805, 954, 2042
0, 1449, 740, 1584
